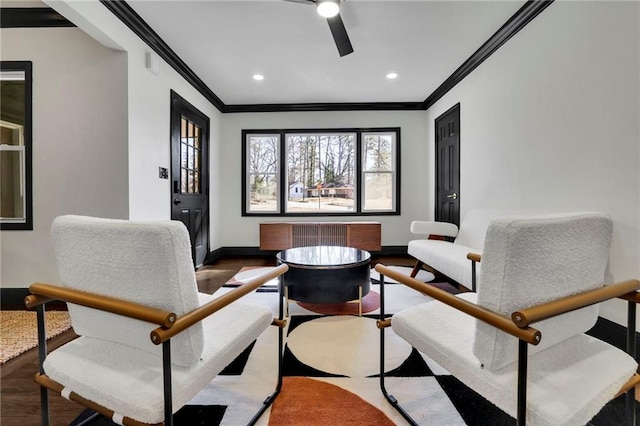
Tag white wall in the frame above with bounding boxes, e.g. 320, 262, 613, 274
219, 110, 428, 248
0, 27, 129, 288
424, 1, 640, 325
46, 0, 223, 225
1, 0, 225, 289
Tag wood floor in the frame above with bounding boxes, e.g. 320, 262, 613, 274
0, 254, 413, 426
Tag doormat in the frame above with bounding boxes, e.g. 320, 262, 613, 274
1, 310, 72, 364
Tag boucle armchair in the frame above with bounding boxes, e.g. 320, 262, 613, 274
377, 212, 640, 425
25, 215, 288, 426
408, 209, 516, 290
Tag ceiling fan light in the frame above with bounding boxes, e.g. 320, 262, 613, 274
317, 0, 340, 18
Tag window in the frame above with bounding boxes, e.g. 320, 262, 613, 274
179, 117, 203, 194
242, 128, 400, 216
246, 134, 280, 212
1, 61, 32, 230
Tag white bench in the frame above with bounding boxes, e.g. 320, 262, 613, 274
408, 210, 517, 290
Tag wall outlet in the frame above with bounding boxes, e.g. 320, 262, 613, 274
159, 167, 168, 179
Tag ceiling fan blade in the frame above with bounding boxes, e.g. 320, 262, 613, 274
326, 13, 354, 57
282, 0, 315, 4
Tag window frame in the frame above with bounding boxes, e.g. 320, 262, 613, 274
243, 133, 282, 214
361, 131, 398, 213
1, 61, 33, 230
242, 127, 400, 217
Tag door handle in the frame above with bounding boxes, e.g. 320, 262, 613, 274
173, 198, 182, 205
447, 193, 458, 199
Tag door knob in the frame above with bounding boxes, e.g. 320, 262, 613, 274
173, 198, 182, 205
447, 193, 458, 199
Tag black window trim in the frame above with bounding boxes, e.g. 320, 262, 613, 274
242, 127, 401, 217
1, 61, 33, 231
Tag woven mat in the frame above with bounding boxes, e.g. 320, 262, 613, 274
0, 310, 72, 364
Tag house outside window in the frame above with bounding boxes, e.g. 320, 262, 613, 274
242, 128, 400, 216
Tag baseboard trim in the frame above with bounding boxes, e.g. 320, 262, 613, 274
203, 245, 409, 264
1, 288, 30, 307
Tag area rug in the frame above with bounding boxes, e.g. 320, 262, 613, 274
69, 284, 634, 425
225, 266, 280, 288
182, 286, 635, 426
227, 265, 438, 287
369, 265, 435, 284
0, 310, 72, 364
296, 291, 380, 315
224, 265, 454, 315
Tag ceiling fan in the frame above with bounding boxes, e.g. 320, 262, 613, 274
284, 0, 354, 57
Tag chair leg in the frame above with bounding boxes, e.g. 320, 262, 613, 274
36, 305, 50, 426
626, 300, 637, 426
517, 340, 528, 426
470, 260, 477, 292
410, 261, 424, 278
247, 275, 286, 426
162, 340, 173, 426
378, 274, 419, 426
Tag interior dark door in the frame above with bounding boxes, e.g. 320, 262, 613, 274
170, 90, 209, 267
435, 103, 460, 226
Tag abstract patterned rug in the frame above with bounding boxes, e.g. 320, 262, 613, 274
71, 278, 634, 425
177, 284, 471, 425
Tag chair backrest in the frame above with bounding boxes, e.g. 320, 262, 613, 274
472, 212, 612, 370
51, 215, 203, 366
454, 209, 513, 251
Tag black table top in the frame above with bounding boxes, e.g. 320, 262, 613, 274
276, 245, 371, 269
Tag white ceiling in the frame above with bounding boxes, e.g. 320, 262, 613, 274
125, 1, 526, 105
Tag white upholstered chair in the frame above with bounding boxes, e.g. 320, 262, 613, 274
26, 215, 288, 426
376, 212, 640, 425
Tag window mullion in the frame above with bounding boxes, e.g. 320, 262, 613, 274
279, 131, 286, 214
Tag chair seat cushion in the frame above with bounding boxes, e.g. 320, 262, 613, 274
391, 293, 637, 426
407, 239, 480, 287
44, 295, 273, 424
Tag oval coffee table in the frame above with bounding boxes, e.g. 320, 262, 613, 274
276, 245, 371, 316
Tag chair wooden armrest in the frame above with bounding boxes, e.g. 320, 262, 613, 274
466, 252, 481, 263
151, 264, 288, 344
511, 279, 640, 327
25, 283, 177, 328
619, 291, 640, 303
374, 264, 541, 345
410, 221, 459, 238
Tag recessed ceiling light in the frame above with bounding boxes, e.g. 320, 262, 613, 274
253, 74, 264, 81
386, 72, 398, 80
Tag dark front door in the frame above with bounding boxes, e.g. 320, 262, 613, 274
170, 91, 209, 267
435, 103, 460, 226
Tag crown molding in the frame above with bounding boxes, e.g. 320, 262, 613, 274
224, 101, 425, 113
0, 7, 75, 28
99, 0, 226, 112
